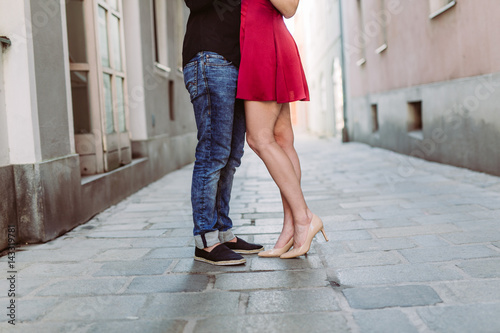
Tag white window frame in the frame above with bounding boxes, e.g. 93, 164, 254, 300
429, 0, 457, 19
96, 0, 131, 172
67, 0, 131, 175
152, 0, 171, 74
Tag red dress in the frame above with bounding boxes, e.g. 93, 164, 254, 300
236, 0, 310, 103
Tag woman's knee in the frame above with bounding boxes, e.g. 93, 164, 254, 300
245, 133, 261, 154
274, 129, 294, 151
246, 130, 275, 155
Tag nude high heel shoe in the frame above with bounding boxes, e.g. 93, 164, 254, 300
258, 238, 294, 257
280, 214, 328, 259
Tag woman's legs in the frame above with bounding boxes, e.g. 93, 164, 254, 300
245, 100, 312, 248
273, 103, 301, 248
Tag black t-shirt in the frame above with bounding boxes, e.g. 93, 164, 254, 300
182, 0, 241, 68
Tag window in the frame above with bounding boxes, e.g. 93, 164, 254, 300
152, 0, 170, 72
407, 101, 423, 139
168, 80, 175, 121
429, 0, 456, 19
66, 0, 131, 175
371, 104, 379, 133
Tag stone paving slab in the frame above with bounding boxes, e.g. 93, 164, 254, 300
93, 259, 173, 276
2, 136, 500, 332
455, 258, 500, 278
371, 224, 460, 238
332, 263, 464, 285
352, 309, 419, 333
434, 279, 500, 303
343, 285, 442, 309
250, 255, 323, 271
84, 320, 188, 333
43, 295, 148, 321
140, 292, 241, 319
36, 277, 129, 296
417, 303, 500, 333
214, 270, 329, 291
125, 274, 210, 294
346, 238, 417, 252
399, 245, 500, 263
14, 297, 61, 322
325, 250, 403, 268
411, 235, 450, 247
246, 288, 341, 313
14, 262, 100, 278
193, 312, 350, 333
0, 277, 51, 298
441, 230, 500, 244
323, 219, 379, 231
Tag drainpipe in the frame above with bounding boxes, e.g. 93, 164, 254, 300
338, 0, 349, 143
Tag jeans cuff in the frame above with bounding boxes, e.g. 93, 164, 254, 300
219, 229, 235, 243
194, 230, 220, 249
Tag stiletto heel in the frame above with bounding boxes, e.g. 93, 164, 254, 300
280, 214, 327, 259
258, 238, 293, 257
320, 228, 329, 242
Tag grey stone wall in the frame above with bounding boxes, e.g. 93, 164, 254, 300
347, 72, 500, 176
30, 0, 72, 160
0, 46, 8, 167
0, 1, 197, 251
137, 0, 195, 140
0, 166, 16, 250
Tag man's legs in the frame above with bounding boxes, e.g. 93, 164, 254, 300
216, 98, 245, 243
184, 52, 240, 250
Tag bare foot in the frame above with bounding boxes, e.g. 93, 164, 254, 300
274, 224, 294, 249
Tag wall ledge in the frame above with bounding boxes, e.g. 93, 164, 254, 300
429, 1, 457, 19
81, 157, 148, 185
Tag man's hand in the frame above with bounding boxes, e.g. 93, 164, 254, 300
269, 0, 300, 19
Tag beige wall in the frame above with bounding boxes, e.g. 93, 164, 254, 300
342, 0, 500, 177
344, 0, 500, 97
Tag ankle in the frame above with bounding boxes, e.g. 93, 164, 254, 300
294, 212, 312, 226
281, 223, 294, 235
203, 243, 221, 253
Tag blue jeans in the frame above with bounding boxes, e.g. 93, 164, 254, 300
183, 51, 245, 249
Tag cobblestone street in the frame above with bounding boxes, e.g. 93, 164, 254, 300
2, 135, 500, 332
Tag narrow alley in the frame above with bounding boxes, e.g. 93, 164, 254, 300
2, 136, 500, 332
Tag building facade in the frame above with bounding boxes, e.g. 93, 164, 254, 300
0, 0, 196, 251
342, 0, 500, 176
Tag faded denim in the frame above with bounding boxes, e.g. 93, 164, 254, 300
183, 51, 245, 249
